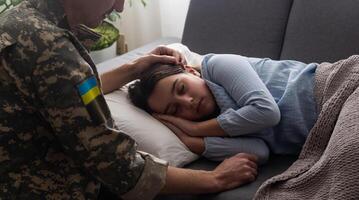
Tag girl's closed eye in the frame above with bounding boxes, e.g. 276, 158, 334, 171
178, 83, 185, 95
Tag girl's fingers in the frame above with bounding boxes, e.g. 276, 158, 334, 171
155, 114, 184, 125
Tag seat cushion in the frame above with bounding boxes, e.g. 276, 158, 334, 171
181, 0, 293, 59
280, 0, 359, 63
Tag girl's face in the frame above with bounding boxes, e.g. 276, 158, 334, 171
147, 69, 217, 121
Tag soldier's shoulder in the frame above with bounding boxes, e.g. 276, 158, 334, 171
0, 2, 66, 49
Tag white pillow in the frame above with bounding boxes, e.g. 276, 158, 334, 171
105, 89, 199, 167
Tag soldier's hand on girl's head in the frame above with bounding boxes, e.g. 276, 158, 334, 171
130, 54, 178, 78
130, 46, 186, 79
150, 45, 187, 65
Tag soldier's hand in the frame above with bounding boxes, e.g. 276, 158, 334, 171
212, 153, 258, 192
129, 46, 186, 79
150, 45, 187, 65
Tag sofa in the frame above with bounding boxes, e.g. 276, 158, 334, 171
96, 0, 359, 199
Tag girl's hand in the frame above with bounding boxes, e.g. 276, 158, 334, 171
154, 114, 227, 137
153, 114, 202, 137
156, 118, 205, 155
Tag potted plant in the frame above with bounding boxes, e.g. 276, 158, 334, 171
90, 0, 147, 64
0, 0, 22, 15
89, 18, 121, 64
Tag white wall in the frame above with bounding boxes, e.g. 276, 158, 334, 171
115, 0, 190, 50
159, 0, 190, 38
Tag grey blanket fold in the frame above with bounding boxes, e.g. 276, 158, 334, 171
254, 55, 359, 200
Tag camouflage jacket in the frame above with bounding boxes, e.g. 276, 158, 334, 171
0, 0, 168, 199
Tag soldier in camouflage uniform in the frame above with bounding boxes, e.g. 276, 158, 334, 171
0, 0, 258, 199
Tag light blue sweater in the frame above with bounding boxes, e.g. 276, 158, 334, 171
201, 54, 318, 163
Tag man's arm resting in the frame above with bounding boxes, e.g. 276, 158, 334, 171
161, 153, 258, 195
161, 167, 217, 194
121, 151, 169, 200
100, 63, 136, 94
121, 152, 257, 199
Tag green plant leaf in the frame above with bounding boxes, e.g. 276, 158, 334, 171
107, 12, 117, 22
11, 0, 23, 6
0, 0, 7, 5
90, 21, 120, 51
115, 12, 121, 19
128, 0, 147, 7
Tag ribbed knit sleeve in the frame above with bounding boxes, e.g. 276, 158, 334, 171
202, 54, 280, 137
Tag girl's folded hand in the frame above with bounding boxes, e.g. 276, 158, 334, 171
153, 114, 227, 137
153, 114, 201, 137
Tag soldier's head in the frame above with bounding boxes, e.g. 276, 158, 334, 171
61, 0, 125, 28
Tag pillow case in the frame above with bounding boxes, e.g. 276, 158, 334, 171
166, 43, 204, 68
104, 43, 203, 167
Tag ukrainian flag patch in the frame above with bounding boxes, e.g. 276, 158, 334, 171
77, 76, 101, 105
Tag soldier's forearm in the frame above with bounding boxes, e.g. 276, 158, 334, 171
100, 63, 137, 94
160, 167, 219, 195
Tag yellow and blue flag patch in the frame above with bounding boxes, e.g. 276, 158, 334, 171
77, 76, 101, 105
77, 76, 111, 125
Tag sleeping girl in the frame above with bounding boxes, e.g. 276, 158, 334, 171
127, 53, 318, 164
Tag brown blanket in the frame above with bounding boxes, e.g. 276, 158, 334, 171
254, 55, 359, 199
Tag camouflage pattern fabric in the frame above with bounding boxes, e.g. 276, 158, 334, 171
0, 0, 168, 199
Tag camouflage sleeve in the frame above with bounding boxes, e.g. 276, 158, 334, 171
9, 34, 168, 198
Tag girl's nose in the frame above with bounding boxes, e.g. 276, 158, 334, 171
178, 95, 195, 109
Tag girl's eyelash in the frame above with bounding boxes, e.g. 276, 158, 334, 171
172, 106, 178, 115
179, 84, 185, 93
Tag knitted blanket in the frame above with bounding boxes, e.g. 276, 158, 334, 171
254, 55, 359, 199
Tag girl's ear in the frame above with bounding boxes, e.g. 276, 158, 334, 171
183, 65, 201, 77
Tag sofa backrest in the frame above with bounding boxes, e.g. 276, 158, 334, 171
280, 0, 359, 63
182, 0, 293, 60
182, 0, 359, 63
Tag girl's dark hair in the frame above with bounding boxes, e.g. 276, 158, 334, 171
128, 63, 185, 113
